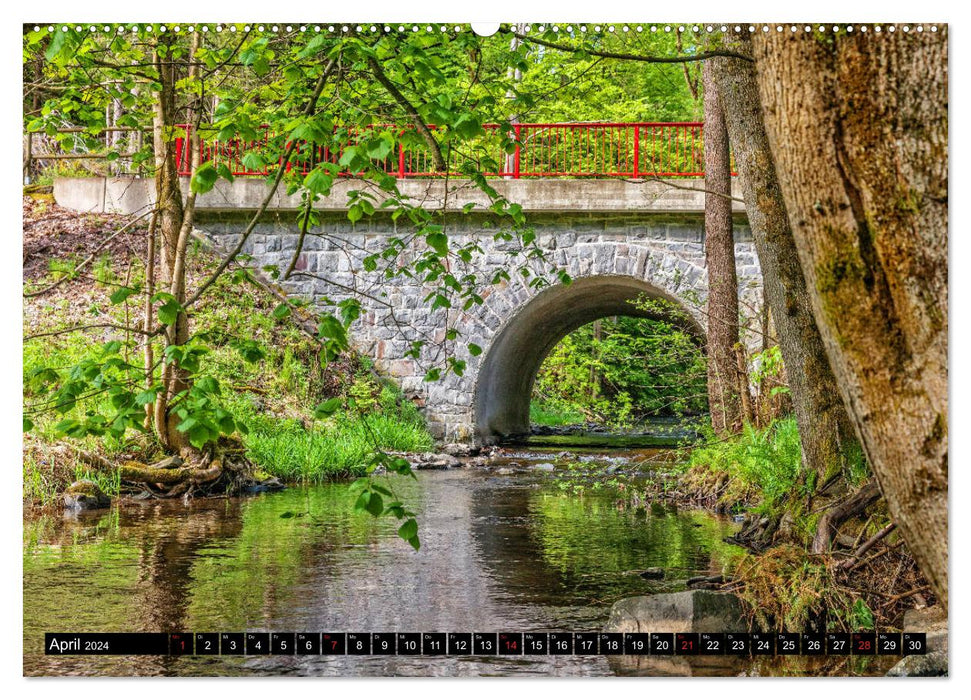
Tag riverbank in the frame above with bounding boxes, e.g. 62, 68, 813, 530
23, 195, 433, 510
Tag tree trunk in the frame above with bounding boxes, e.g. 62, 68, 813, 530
751, 27, 948, 609
702, 60, 744, 434
151, 35, 189, 452
709, 35, 861, 486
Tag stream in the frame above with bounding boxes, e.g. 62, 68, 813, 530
23, 445, 891, 677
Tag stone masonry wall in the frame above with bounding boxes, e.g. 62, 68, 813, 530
196, 210, 761, 442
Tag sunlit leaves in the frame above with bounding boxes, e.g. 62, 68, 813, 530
350, 454, 420, 549
190, 161, 218, 194
109, 285, 140, 305
151, 292, 183, 325
313, 397, 342, 419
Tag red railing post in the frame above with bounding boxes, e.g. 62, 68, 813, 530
175, 137, 185, 176
633, 125, 640, 178
513, 124, 521, 179
398, 144, 406, 178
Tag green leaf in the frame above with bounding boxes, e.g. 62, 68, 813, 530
313, 397, 342, 419
272, 303, 291, 320
397, 518, 418, 541
217, 164, 236, 182
109, 285, 139, 304
232, 339, 266, 364
304, 167, 333, 195
467, 343, 482, 357
317, 315, 348, 348
426, 232, 448, 256
407, 534, 421, 551
152, 293, 183, 325
366, 133, 394, 160
338, 145, 361, 168
365, 491, 384, 517
242, 152, 267, 171
23, 416, 34, 432
190, 162, 218, 194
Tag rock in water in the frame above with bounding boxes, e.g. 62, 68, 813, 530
605, 590, 748, 634
887, 605, 948, 676
63, 480, 111, 511
639, 567, 665, 580
886, 651, 948, 677
242, 477, 285, 494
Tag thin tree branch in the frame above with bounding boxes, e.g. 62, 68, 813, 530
25, 323, 150, 341
180, 57, 338, 315
283, 196, 314, 280
367, 55, 446, 171
621, 176, 745, 203
23, 207, 154, 298
506, 30, 754, 64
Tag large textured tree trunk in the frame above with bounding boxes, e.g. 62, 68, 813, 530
752, 27, 948, 609
709, 36, 861, 486
702, 60, 745, 434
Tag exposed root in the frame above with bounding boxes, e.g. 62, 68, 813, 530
811, 478, 881, 554
73, 439, 272, 500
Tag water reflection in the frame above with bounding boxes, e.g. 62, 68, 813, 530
22, 465, 882, 677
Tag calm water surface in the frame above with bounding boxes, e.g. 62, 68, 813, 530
22, 448, 889, 677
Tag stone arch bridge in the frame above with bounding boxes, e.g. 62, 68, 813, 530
55, 176, 762, 444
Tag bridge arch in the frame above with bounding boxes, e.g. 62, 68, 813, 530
472, 274, 706, 443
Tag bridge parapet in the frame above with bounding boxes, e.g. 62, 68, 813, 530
53, 176, 745, 217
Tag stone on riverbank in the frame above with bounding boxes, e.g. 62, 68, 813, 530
886, 606, 947, 677
605, 590, 748, 634
63, 480, 111, 511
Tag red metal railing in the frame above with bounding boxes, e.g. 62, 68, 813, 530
174, 122, 708, 179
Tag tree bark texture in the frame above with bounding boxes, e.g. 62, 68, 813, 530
151, 35, 190, 452
751, 27, 948, 608
709, 35, 861, 485
702, 60, 744, 434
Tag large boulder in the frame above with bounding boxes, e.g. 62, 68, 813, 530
63, 480, 111, 511
886, 606, 947, 677
605, 590, 749, 634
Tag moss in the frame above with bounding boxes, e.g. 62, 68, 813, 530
814, 251, 866, 297
895, 188, 923, 216
921, 412, 947, 458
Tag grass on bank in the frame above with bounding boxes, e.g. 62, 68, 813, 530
227, 390, 432, 483
685, 418, 806, 514
529, 400, 588, 427
683, 418, 870, 516
23, 214, 433, 506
